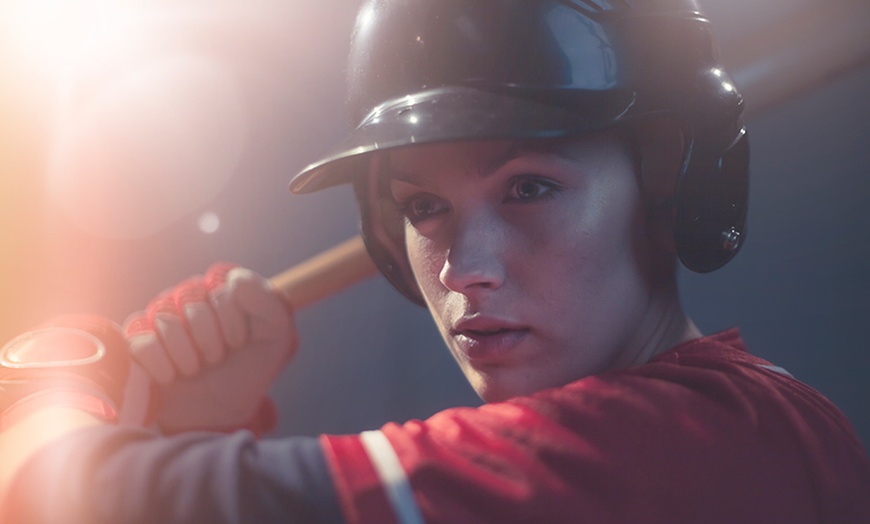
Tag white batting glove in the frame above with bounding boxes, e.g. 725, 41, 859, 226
123, 264, 296, 436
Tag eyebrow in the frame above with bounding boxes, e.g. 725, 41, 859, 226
388, 140, 569, 185
481, 140, 565, 175
388, 169, 426, 186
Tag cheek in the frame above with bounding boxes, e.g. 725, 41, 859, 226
527, 182, 650, 320
582, 175, 648, 271
404, 228, 447, 302
581, 197, 653, 337
524, 195, 630, 275
405, 229, 464, 351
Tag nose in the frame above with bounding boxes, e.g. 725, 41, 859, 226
438, 211, 506, 294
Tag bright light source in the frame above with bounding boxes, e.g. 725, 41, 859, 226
4, 0, 133, 77
47, 55, 248, 239
6, 1, 253, 238
198, 212, 221, 234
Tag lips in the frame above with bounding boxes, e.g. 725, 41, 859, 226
452, 315, 522, 334
461, 327, 514, 337
451, 316, 529, 364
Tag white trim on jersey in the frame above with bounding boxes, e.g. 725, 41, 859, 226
359, 430, 425, 524
758, 364, 795, 379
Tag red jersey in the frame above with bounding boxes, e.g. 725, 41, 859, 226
322, 329, 870, 523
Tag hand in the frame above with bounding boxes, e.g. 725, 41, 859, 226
124, 264, 296, 435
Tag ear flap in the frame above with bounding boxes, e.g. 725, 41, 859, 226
675, 127, 750, 272
353, 153, 428, 306
622, 116, 749, 273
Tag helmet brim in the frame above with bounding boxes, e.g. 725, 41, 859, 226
289, 85, 636, 193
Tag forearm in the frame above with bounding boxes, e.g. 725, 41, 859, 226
0, 268, 309, 522
1, 419, 343, 524
0, 314, 132, 507
0, 407, 104, 508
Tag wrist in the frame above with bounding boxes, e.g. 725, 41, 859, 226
158, 396, 278, 438
1, 387, 118, 432
0, 403, 105, 513
0, 316, 130, 422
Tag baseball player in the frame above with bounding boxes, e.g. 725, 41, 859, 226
2, 1, 869, 522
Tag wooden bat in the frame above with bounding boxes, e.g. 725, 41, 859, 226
268, 235, 378, 309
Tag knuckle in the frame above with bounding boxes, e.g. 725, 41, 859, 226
204, 262, 239, 291
128, 333, 176, 384
123, 312, 152, 336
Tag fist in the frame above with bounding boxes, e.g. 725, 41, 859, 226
124, 264, 296, 435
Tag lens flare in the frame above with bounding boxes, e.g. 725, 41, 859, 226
198, 212, 221, 234
47, 55, 248, 239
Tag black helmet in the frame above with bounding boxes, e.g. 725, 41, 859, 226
290, 0, 749, 305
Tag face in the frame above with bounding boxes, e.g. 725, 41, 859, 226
388, 134, 667, 402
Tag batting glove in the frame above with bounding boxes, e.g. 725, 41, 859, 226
124, 264, 296, 436
0, 315, 134, 431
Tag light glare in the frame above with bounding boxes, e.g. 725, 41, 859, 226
47, 55, 248, 239
4, 0, 133, 77
358, 4, 376, 31
198, 212, 220, 234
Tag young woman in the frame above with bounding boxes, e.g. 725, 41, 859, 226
2, 1, 868, 522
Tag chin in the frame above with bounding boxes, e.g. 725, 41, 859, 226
467, 374, 505, 403
471, 363, 587, 403
468, 371, 539, 403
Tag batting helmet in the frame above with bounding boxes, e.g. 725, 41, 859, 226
290, 0, 749, 305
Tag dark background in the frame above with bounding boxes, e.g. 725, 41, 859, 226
1, 0, 867, 448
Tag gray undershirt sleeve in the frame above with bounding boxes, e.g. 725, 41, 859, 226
4, 425, 345, 524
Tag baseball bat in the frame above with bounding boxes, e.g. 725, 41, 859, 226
268, 235, 378, 309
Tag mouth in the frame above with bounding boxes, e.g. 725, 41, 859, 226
455, 327, 516, 338
450, 317, 529, 363
450, 316, 525, 338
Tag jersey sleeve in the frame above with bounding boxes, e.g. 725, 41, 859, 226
322, 342, 870, 524
2, 427, 346, 524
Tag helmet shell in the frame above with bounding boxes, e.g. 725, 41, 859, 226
290, 0, 749, 303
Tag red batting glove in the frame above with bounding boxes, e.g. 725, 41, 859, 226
124, 264, 296, 437
0, 315, 132, 431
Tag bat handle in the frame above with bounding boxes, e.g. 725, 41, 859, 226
268, 235, 378, 309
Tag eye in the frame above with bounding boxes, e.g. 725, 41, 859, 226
397, 193, 447, 223
507, 176, 561, 202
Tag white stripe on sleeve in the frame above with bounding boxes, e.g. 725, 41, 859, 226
359, 430, 425, 524
757, 364, 795, 378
